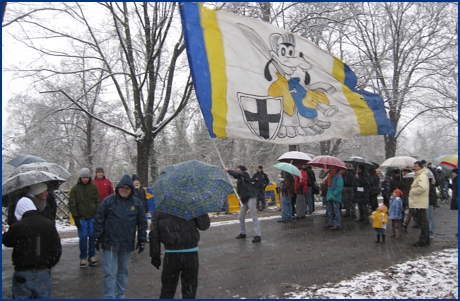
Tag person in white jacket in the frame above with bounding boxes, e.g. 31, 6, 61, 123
408, 161, 430, 247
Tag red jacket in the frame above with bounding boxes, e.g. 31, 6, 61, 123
294, 169, 308, 195
93, 177, 114, 202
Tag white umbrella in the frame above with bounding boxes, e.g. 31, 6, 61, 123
380, 156, 417, 168
277, 151, 314, 165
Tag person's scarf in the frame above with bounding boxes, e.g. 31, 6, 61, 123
327, 169, 338, 186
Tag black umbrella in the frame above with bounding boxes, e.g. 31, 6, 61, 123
344, 156, 379, 171
7, 155, 47, 167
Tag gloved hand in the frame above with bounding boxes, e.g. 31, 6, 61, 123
94, 237, 101, 251
151, 257, 161, 269
136, 241, 145, 254
74, 218, 81, 229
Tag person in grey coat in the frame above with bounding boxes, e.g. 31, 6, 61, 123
93, 174, 147, 299
225, 165, 261, 243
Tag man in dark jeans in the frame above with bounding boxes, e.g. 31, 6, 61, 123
252, 166, 270, 212
409, 161, 430, 247
150, 211, 210, 298
342, 164, 356, 218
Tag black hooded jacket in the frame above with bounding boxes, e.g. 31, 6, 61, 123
228, 170, 256, 203
3, 210, 61, 270
149, 211, 210, 258
93, 174, 148, 252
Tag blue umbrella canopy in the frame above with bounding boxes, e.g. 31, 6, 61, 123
7, 155, 47, 167
151, 160, 233, 220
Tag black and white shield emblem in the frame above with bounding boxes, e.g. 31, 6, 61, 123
237, 93, 283, 140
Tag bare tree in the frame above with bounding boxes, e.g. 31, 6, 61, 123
340, 2, 457, 158
3, 2, 193, 183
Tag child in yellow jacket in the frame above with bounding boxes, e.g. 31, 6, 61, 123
369, 204, 389, 243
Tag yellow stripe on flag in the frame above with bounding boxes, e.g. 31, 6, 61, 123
332, 57, 377, 135
199, 4, 228, 138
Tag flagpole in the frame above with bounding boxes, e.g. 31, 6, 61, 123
211, 138, 243, 207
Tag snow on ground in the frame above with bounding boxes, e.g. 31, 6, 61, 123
283, 248, 458, 299
61, 237, 80, 245
55, 222, 77, 232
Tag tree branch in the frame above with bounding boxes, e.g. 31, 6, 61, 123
40, 89, 137, 137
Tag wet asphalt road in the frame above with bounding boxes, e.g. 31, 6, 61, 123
2, 201, 458, 299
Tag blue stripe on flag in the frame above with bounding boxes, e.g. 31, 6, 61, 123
342, 64, 396, 137
180, 3, 215, 138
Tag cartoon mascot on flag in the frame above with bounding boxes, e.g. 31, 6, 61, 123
237, 24, 339, 140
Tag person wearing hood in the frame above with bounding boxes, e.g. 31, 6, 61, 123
369, 204, 389, 243
409, 161, 430, 247
93, 167, 114, 202
7, 183, 56, 226
93, 174, 147, 299
69, 167, 101, 267
224, 165, 261, 243
2, 197, 62, 298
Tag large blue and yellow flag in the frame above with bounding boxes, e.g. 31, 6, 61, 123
180, 3, 396, 144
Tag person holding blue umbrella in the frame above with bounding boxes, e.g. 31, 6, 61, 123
149, 209, 210, 298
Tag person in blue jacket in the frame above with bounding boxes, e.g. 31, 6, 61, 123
93, 174, 147, 299
324, 167, 344, 230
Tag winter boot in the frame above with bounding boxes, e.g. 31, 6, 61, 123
80, 258, 86, 268
374, 234, 380, 243
381, 235, 386, 243
88, 256, 98, 266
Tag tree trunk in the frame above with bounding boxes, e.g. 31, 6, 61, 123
289, 145, 299, 152
136, 135, 153, 185
384, 135, 397, 158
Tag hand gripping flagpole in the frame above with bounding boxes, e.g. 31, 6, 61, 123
211, 138, 243, 207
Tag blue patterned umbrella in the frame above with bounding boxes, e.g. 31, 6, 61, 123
151, 160, 234, 220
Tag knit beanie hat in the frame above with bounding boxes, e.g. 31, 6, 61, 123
237, 165, 247, 172
132, 174, 140, 181
14, 197, 36, 221
393, 189, 403, 197
29, 183, 48, 196
79, 168, 91, 178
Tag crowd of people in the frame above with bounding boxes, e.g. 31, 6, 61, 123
276, 159, 458, 247
2, 159, 457, 299
3, 166, 211, 299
